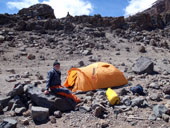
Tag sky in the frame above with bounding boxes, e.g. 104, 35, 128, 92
0, 0, 157, 18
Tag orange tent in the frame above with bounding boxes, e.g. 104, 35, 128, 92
64, 62, 128, 92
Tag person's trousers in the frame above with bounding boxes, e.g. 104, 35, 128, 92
50, 85, 80, 103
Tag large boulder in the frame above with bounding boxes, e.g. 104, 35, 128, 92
31, 106, 49, 122
0, 95, 11, 108
132, 57, 154, 74
18, 4, 56, 19
0, 118, 17, 128
26, 84, 75, 112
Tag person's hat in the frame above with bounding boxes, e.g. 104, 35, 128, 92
53, 61, 60, 66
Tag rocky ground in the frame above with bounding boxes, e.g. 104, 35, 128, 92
0, 2, 170, 128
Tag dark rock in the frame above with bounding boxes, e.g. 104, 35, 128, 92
78, 61, 85, 67
54, 111, 62, 118
8, 96, 24, 111
18, 4, 55, 19
138, 45, 146, 53
119, 88, 129, 96
0, 95, 11, 108
8, 84, 24, 97
132, 57, 154, 74
31, 106, 49, 122
153, 104, 168, 118
26, 84, 75, 112
162, 114, 169, 122
94, 106, 104, 118
163, 86, 170, 95
27, 54, 36, 60
0, 104, 3, 113
21, 118, 29, 125
0, 118, 17, 128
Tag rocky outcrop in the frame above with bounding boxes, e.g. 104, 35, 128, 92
18, 4, 56, 19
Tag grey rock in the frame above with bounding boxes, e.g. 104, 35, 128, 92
82, 50, 92, 56
86, 91, 94, 96
26, 84, 75, 112
131, 97, 146, 107
79, 105, 91, 112
0, 95, 11, 108
8, 84, 24, 97
153, 104, 167, 118
15, 107, 26, 115
0, 118, 17, 128
31, 106, 49, 122
122, 96, 132, 106
148, 114, 157, 121
148, 83, 160, 89
164, 95, 170, 99
132, 57, 154, 74
54, 110, 62, 118
150, 93, 161, 101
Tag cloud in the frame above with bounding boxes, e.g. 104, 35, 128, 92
7, 0, 93, 18
124, 0, 157, 16
42, 0, 93, 18
7, 0, 39, 9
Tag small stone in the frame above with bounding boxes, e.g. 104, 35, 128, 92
163, 86, 170, 95
78, 61, 85, 67
162, 114, 169, 122
122, 96, 132, 106
54, 111, 62, 118
50, 116, 56, 124
86, 91, 94, 96
27, 54, 36, 60
153, 104, 167, 118
31, 106, 49, 122
79, 105, 91, 112
150, 93, 162, 101
119, 88, 129, 96
138, 45, 146, 53
0, 35, 5, 42
148, 83, 160, 89
94, 106, 103, 118
148, 114, 157, 121
21, 118, 29, 125
20, 52, 28, 56
131, 97, 145, 107
82, 50, 92, 56
0, 118, 17, 128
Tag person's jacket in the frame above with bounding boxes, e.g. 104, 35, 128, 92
46, 68, 61, 90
